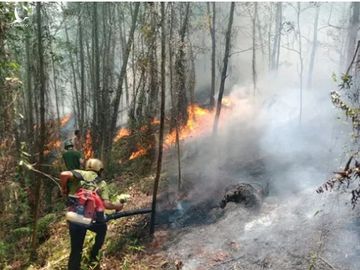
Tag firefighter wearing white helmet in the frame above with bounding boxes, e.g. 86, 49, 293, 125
85, 158, 104, 174
60, 158, 123, 270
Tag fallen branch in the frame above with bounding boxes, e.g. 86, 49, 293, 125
20, 161, 61, 190
319, 256, 337, 270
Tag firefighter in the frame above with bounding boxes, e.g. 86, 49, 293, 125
62, 139, 83, 170
60, 158, 123, 270
72, 129, 82, 152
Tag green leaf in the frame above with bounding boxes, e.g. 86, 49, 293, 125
331, 72, 337, 82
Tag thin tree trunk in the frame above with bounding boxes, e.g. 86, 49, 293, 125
147, 2, 159, 119
110, 2, 140, 140
78, 6, 85, 134
267, 3, 273, 70
296, 3, 304, 123
307, 4, 320, 89
271, 3, 282, 71
31, 2, 46, 258
50, 47, 60, 127
252, 3, 258, 95
64, 22, 81, 128
255, 3, 265, 59
346, 2, 360, 68
150, 2, 166, 235
92, 2, 101, 157
189, 43, 196, 106
213, 2, 235, 135
119, 8, 129, 107
25, 31, 34, 144
207, 2, 216, 108
168, 3, 175, 126
175, 3, 190, 125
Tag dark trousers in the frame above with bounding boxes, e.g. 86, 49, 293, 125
68, 221, 107, 270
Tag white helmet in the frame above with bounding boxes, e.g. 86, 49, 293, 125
85, 158, 104, 173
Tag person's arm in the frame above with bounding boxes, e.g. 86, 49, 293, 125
60, 171, 73, 196
103, 200, 124, 211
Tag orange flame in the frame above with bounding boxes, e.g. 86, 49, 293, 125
60, 114, 71, 127
152, 118, 160, 125
165, 104, 214, 146
84, 129, 94, 159
114, 128, 130, 142
164, 98, 236, 147
129, 146, 148, 160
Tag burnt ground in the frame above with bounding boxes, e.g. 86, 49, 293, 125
158, 190, 360, 270
152, 150, 360, 270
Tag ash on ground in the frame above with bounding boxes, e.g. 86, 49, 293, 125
160, 190, 360, 270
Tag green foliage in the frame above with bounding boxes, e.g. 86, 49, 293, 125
0, 241, 9, 267
37, 213, 57, 241
339, 73, 353, 89
11, 226, 32, 241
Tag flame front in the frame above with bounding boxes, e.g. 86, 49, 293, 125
165, 104, 214, 147
84, 129, 94, 159
114, 128, 130, 142
164, 97, 237, 147
129, 146, 148, 160
60, 114, 71, 127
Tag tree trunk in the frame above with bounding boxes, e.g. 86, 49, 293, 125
147, 2, 159, 119
296, 3, 304, 123
92, 2, 101, 157
346, 2, 360, 68
168, 3, 176, 128
213, 2, 235, 135
78, 5, 85, 134
119, 7, 130, 108
25, 31, 34, 145
150, 2, 166, 235
110, 2, 140, 140
64, 22, 81, 128
307, 4, 320, 89
175, 3, 191, 126
252, 2, 258, 95
207, 2, 216, 108
188, 43, 196, 106
271, 3, 282, 71
31, 2, 46, 258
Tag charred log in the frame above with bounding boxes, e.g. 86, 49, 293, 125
220, 182, 269, 209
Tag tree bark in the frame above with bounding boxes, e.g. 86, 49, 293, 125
307, 4, 320, 89
346, 2, 360, 68
271, 3, 282, 71
213, 2, 235, 135
150, 2, 166, 235
31, 2, 46, 258
175, 3, 191, 126
25, 30, 34, 145
64, 21, 81, 128
252, 2, 258, 95
207, 2, 216, 108
78, 4, 85, 134
110, 2, 140, 140
296, 3, 304, 123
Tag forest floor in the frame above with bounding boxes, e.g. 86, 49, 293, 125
24, 170, 359, 270
3, 138, 360, 270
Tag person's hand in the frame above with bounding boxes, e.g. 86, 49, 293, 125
115, 203, 123, 212
61, 187, 68, 197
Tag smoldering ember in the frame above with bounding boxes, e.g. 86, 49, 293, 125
1, 2, 360, 270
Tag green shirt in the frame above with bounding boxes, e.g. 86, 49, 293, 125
68, 170, 110, 201
62, 150, 82, 170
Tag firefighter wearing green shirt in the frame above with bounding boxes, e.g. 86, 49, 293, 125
62, 140, 83, 170
60, 159, 123, 270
